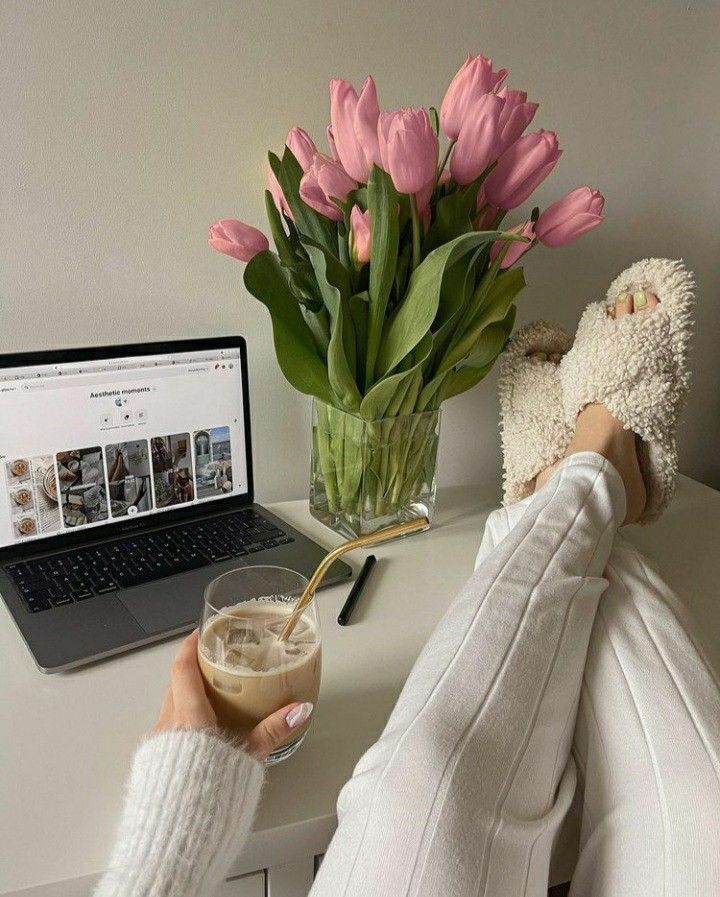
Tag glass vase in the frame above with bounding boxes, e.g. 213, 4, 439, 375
309, 399, 440, 540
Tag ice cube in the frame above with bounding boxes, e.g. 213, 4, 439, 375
222, 648, 247, 669
213, 675, 243, 694
263, 616, 289, 637
226, 621, 260, 646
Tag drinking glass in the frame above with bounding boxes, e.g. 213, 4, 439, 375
197, 565, 321, 764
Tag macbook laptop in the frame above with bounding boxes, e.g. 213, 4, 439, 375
0, 336, 351, 672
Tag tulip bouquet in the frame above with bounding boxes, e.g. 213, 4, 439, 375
210, 53, 605, 537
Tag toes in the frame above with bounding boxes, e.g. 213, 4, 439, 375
633, 289, 658, 312
614, 292, 633, 318
548, 352, 563, 364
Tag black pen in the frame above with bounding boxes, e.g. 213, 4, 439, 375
337, 555, 376, 626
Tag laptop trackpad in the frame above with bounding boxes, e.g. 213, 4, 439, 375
119, 570, 210, 634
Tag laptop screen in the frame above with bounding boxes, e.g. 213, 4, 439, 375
0, 346, 249, 549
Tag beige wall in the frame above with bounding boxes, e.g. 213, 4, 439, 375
2, 0, 718, 502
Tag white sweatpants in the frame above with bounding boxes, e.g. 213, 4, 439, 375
480, 482, 720, 895
310, 452, 720, 897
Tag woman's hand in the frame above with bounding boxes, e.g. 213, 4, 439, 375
153, 630, 313, 761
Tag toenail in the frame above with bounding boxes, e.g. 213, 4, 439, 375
533, 351, 548, 362
617, 292, 631, 304
633, 290, 647, 308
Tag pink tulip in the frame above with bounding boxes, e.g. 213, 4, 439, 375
326, 125, 340, 162
440, 54, 508, 141
438, 169, 452, 187
208, 219, 268, 262
299, 153, 358, 221
535, 187, 605, 247
495, 87, 538, 154
489, 220, 535, 268
377, 108, 438, 199
484, 130, 562, 210
330, 76, 382, 182
450, 93, 505, 186
267, 165, 293, 220
267, 128, 317, 220
286, 127, 317, 171
350, 205, 371, 265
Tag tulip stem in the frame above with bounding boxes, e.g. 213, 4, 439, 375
410, 194, 422, 271
436, 140, 456, 184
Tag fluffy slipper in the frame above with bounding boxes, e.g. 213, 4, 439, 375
561, 257, 695, 523
499, 320, 574, 505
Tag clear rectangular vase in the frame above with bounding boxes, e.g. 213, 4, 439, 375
309, 399, 441, 540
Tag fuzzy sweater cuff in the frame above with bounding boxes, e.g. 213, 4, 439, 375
94, 728, 265, 897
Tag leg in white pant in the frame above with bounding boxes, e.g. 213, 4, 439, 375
310, 452, 625, 897
570, 536, 720, 896
476, 489, 720, 896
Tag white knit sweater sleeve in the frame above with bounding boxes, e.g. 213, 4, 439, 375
94, 729, 265, 897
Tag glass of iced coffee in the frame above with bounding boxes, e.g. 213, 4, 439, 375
198, 565, 321, 764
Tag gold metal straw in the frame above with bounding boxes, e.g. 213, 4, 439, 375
277, 516, 429, 641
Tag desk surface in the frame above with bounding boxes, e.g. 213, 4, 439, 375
2, 478, 719, 895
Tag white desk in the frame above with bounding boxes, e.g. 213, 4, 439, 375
2, 479, 719, 897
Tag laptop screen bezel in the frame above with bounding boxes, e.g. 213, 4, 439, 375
0, 336, 254, 560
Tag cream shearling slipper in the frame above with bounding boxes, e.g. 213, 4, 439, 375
561, 258, 695, 523
499, 320, 574, 505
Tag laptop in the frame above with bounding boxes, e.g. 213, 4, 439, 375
0, 337, 351, 673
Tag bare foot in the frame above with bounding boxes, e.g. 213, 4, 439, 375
534, 289, 659, 523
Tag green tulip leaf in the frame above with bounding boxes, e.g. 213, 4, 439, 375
268, 148, 337, 256
438, 265, 526, 374
439, 303, 517, 403
263, 189, 296, 267
423, 174, 486, 253
365, 166, 399, 388
359, 332, 432, 421
304, 244, 361, 411
348, 292, 369, 390
376, 230, 504, 380
244, 250, 334, 404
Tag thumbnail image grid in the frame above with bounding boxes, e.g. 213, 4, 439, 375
4, 456, 62, 539
151, 433, 194, 507
193, 426, 233, 499
105, 440, 153, 517
56, 447, 109, 528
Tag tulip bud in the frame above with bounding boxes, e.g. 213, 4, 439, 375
326, 125, 340, 162
299, 153, 358, 221
286, 127, 317, 171
350, 205, 371, 265
495, 87, 538, 154
208, 219, 269, 262
440, 54, 508, 141
535, 187, 605, 247
484, 130, 562, 210
267, 166, 293, 221
489, 220, 535, 268
267, 128, 317, 220
330, 76, 382, 182
450, 93, 505, 186
377, 107, 438, 198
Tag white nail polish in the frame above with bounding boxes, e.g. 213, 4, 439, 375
286, 702, 313, 729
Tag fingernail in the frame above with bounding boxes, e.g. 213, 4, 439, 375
633, 290, 647, 308
286, 702, 313, 729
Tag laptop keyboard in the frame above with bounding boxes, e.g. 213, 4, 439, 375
3, 509, 294, 614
